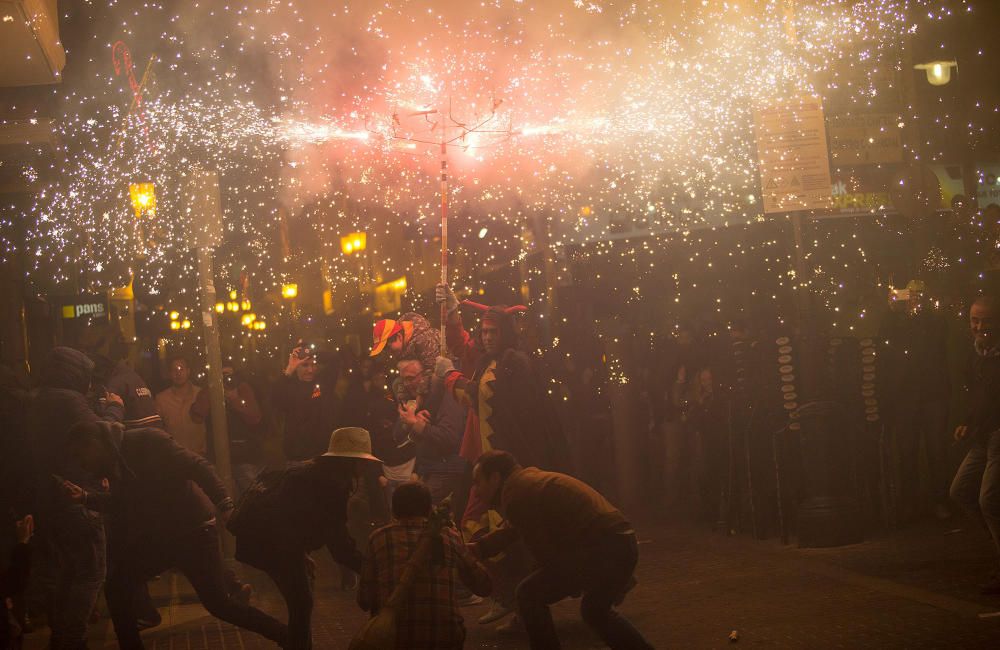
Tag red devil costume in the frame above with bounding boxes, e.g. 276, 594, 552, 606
442, 299, 569, 533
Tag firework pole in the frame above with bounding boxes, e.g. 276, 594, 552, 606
439, 133, 449, 354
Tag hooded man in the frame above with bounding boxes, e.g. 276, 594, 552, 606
26, 346, 124, 650
60, 421, 287, 650
434, 284, 568, 531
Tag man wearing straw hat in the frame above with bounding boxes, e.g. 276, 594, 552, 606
228, 427, 382, 650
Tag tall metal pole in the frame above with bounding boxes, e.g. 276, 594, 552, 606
783, 0, 810, 333
196, 246, 233, 495
439, 137, 449, 354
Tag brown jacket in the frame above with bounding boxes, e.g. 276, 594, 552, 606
478, 467, 630, 564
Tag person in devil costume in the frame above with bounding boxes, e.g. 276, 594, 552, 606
434, 283, 570, 630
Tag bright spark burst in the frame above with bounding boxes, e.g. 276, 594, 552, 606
16, 0, 952, 308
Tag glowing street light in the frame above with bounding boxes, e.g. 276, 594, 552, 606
129, 183, 156, 219
281, 283, 299, 299
341, 232, 367, 255
914, 60, 957, 87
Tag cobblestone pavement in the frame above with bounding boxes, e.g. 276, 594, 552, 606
22, 517, 1000, 648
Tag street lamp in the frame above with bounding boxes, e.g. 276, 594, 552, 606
341, 232, 367, 255
914, 60, 957, 86
129, 183, 156, 218
281, 283, 298, 299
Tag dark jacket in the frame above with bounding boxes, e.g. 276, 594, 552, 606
878, 309, 950, 404
191, 376, 266, 464
371, 391, 415, 469
85, 426, 232, 546
409, 380, 466, 476
27, 347, 123, 526
272, 373, 342, 461
0, 542, 31, 649
963, 350, 1000, 438
230, 457, 363, 572
104, 360, 163, 429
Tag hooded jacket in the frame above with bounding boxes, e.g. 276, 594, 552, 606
444, 314, 569, 473
83, 424, 232, 546
27, 347, 123, 524
101, 358, 163, 429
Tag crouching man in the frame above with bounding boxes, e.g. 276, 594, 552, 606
228, 427, 382, 650
468, 450, 653, 650
358, 482, 491, 649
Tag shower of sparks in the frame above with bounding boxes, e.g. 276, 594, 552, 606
11, 0, 965, 324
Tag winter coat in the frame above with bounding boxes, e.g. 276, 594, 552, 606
444, 319, 570, 473
408, 380, 467, 476
271, 372, 342, 461
230, 457, 363, 572
963, 350, 1000, 438
27, 347, 123, 527
191, 376, 266, 465
0, 542, 31, 649
84, 426, 232, 546
105, 360, 163, 429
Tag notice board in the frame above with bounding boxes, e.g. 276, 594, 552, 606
754, 96, 833, 214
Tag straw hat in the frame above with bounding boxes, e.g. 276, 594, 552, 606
322, 427, 381, 462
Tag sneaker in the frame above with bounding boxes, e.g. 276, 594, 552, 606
458, 594, 484, 606
477, 598, 514, 625
495, 613, 523, 634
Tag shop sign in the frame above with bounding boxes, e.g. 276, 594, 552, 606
61, 296, 108, 320
828, 113, 903, 165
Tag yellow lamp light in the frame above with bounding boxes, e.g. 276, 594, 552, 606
214, 302, 225, 313
227, 301, 239, 312
169, 310, 179, 320
341, 232, 367, 255
241, 299, 252, 311
170, 321, 181, 330
181, 319, 191, 330
914, 60, 957, 86
229, 290, 238, 300
241, 313, 256, 327
281, 283, 298, 299
129, 183, 156, 219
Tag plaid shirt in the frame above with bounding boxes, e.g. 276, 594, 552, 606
359, 517, 491, 650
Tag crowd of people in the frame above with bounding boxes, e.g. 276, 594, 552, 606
3, 271, 1000, 649
0, 283, 654, 650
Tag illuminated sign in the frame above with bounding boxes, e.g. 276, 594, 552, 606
61, 300, 107, 320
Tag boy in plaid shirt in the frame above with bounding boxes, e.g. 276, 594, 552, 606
358, 482, 491, 649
